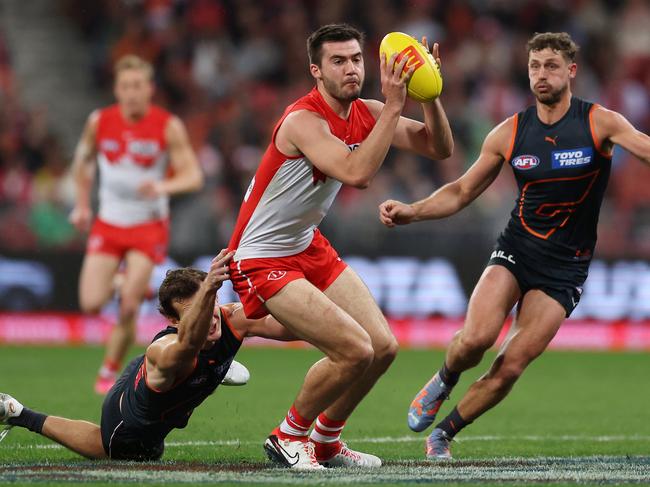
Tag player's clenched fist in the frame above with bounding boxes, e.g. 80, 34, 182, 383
379, 199, 417, 227
204, 249, 234, 291
69, 205, 93, 232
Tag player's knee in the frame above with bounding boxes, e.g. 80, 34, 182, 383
340, 339, 374, 373
79, 297, 103, 315
373, 335, 399, 370
118, 297, 141, 322
459, 331, 496, 355
493, 362, 526, 390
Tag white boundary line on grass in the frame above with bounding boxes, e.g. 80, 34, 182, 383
3, 434, 650, 450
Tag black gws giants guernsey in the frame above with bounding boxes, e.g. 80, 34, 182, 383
100, 307, 242, 460
489, 97, 612, 316
504, 97, 611, 262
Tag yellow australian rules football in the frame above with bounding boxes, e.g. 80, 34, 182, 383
379, 32, 443, 102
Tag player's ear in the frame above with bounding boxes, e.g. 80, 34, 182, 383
568, 63, 577, 79
310, 63, 322, 80
159, 310, 179, 326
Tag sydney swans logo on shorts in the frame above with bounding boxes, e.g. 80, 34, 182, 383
552, 147, 593, 169
267, 270, 287, 281
511, 155, 540, 170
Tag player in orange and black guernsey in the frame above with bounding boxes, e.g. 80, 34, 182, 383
0, 251, 298, 460
379, 32, 650, 459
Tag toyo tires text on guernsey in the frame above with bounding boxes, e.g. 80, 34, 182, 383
551, 147, 593, 169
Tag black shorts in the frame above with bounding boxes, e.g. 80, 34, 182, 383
487, 232, 589, 317
100, 359, 164, 461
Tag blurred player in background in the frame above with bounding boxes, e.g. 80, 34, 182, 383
379, 32, 650, 459
69, 55, 204, 394
228, 23, 453, 469
0, 250, 299, 461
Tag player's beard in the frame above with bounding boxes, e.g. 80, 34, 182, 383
322, 75, 362, 102
534, 82, 568, 106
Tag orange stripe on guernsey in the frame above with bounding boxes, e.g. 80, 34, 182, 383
519, 170, 600, 240
589, 104, 612, 159
220, 306, 242, 342
505, 113, 519, 162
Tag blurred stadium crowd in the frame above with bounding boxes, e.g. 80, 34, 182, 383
1, 0, 650, 260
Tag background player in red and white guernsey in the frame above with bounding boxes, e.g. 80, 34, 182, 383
228, 24, 453, 469
380, 32, 650, 459
69, 55, 204, 394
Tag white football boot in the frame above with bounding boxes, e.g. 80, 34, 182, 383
319, 442, 382, 468
221, 360, 250, 386
264, 432, 326, 470
0, 393, 24, 443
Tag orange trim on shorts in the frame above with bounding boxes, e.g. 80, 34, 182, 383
589, 104, 612, 159
504, 113, 519, 162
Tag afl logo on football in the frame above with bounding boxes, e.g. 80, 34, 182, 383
511, 155, 540, 170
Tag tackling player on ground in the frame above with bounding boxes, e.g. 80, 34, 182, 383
228, 23, 453, 469
0, 250, 300, 462
69, 55, 204, 394
379, 32, 650, 459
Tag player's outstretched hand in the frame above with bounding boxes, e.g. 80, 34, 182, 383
379, 199, 417, 227
69, 205, 92, 232
205, 249, 234, 291
380, 52, 414, 109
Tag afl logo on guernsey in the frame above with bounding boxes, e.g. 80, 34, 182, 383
511, 155, 540, 170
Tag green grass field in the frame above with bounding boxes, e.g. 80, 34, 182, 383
1, 345, 649, 485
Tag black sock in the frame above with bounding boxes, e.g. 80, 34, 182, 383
439, 362, 461, 387
435, 406, 471, 438
8, 408, 47, 434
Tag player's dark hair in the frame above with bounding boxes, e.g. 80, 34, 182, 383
527, 32, 579, 62
158, 268, 207, 321
307, 23, 364, 66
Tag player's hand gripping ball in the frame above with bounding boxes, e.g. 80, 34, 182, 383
379, 32, 443, 102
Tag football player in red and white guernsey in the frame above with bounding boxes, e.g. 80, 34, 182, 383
228, 24, 453, 469
69, 55, 203, 395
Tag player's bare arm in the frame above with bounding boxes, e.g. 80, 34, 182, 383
276, 53, 413, 189
379, 116, 513, 227
138, 116, 204, 198
69, 111, 100, 231
592, 105, 650, 164
222, 303, 298, 341
364, 41, 453, 160
145, 250, 233, 390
